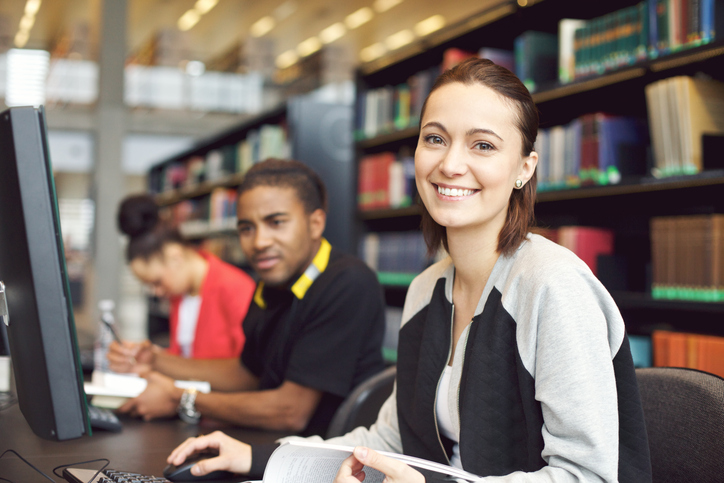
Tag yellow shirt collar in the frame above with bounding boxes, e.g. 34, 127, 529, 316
253, 238, 332, 309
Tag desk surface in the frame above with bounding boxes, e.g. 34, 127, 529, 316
0, 402, 286, 481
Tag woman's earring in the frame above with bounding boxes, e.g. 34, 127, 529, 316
515, 179, 523, 189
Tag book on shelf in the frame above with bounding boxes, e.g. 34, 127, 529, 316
477, 47, 515, 73
556, 226, 615, 277
357, 152, 415, 211
650, 214, 724, 301
571, 0, 721, 80
355, 67, 438, 140
628, 334, 653, 368
514, 31, 559, 93
359, 232, 430, 275
208, 187, 238, 226
645, 76, 724, 177
242, 440, 480, 483
537, 226, 614, 278
652, 330, 724, 378
442, 47, 478, 71
558, 19, 587, 84
150, 123, 288, 195
537, 113, 647, 190
199, 235, 247, 267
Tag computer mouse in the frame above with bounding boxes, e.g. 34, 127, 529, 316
163, 448, 237, 482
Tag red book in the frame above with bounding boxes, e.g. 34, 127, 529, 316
358, 155, 375, 210
558, 226, 614, 276
373, 152, 396, 209
442, 48, 477, 71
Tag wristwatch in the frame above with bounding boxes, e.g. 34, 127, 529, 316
178, 387, 201, 424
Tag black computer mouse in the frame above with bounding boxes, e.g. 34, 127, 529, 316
163, 448, 237, 482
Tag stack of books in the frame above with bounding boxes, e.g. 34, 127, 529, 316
653, 330, 724, 378
645, 76, 724, 177
650, 214, 724, 301
536, 113, 648, 190
357, 152, 416, 211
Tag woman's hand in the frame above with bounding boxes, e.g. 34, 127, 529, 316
107, 340, 155, 374
167, 431, 253, 476
334, 447, 425, 483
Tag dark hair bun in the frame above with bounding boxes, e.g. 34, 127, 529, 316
117, 194, 159, 237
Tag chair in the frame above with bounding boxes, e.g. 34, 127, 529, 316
326, 365, 396, 439
636, 367, 724, 483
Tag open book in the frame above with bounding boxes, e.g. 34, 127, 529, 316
243, 440, 480, 483
84, 370, 211, 409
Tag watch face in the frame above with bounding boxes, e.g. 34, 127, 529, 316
178, 389, 201, 423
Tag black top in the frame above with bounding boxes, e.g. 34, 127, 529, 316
241, 244, 386, 437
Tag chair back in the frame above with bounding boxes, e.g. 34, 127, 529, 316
326, 365, 396, 439
636, 367, 724, 483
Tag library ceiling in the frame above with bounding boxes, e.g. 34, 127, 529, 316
0, 0, 499, 68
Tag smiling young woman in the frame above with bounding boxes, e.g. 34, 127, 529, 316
163, 58, 653, 483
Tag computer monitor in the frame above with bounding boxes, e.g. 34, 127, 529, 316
0, 106, 90, 441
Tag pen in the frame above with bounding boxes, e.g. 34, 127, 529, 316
102, 318, 137, 366
102, 317, 122, 344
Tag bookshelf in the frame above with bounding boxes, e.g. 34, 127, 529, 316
149, 97, 356, 257
352, 0, 724, 346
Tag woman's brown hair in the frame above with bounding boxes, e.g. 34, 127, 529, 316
419, 57, 538, 257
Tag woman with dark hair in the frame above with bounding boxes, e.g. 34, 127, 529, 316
165, 58, 651, 482
111, 194, 255, 363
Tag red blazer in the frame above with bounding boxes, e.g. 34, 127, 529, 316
167, 252, 255, 359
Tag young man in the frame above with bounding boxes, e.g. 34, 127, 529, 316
109, 159, 386, 436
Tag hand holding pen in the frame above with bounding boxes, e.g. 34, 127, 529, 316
106, 339, 155, 374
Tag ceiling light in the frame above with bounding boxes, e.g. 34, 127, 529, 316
276, 50, 299, 69
320, 22, 346, 44
517, 0, 529, 5
194, 0, 218, 15
297, 37, 322, 57
6, 48, 50, 107
25, 0, 42, 16
178, 10, 201, 31
373, 0, 403, 13
251, 16, 275, 37
345, 7, 373, 29
415, 15, 445, 36
360, 43, 387, 62
19, 14, 36, 32
385, 29, 415, 50
14, 30, 29, 48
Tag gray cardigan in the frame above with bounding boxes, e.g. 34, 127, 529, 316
290, 234, 652, 482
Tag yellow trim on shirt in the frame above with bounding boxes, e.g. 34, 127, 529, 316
253, 238, 332, 308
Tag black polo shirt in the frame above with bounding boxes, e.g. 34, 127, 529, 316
241, 239, 386, 436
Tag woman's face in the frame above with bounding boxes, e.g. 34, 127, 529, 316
130, 244, 190, 297
415, 82, 536, 235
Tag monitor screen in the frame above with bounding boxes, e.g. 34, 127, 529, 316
0, 106, 90, 441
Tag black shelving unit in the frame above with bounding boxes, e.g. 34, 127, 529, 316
352, 0, 724, 338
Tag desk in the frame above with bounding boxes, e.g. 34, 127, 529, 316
0, 403, 286, 481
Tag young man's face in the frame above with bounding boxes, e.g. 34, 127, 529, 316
237, 185, 325, 287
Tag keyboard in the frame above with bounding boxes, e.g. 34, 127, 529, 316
88, 405, 123, 432
63, 467, 170, 483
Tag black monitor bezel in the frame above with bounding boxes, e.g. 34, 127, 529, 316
0, 106, 90, 441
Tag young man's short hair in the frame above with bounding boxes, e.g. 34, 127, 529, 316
238, 158, 328, 214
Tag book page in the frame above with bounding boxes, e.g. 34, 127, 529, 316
265, 440, 480, 483
263, 443, 385, 483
